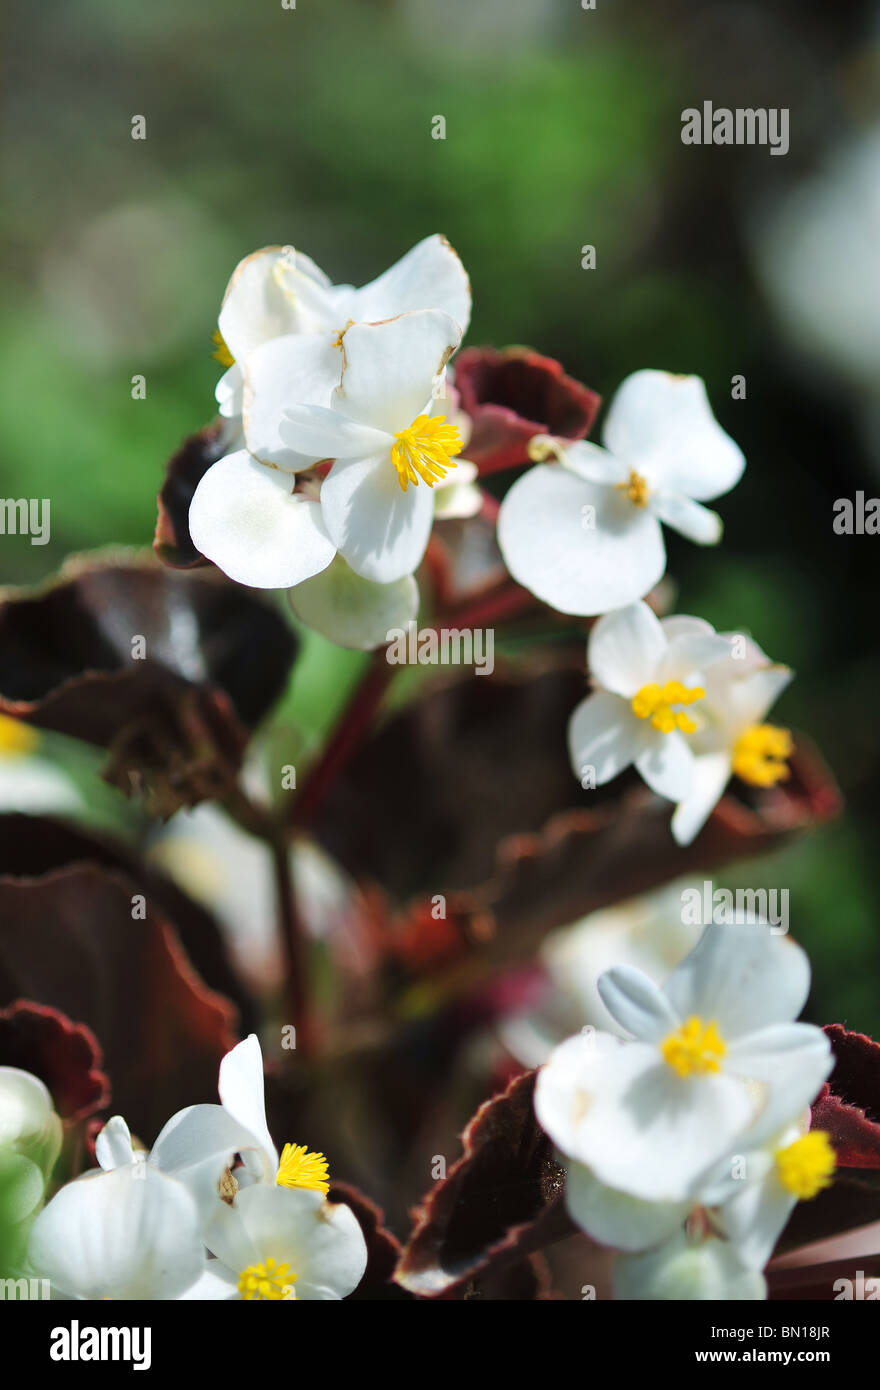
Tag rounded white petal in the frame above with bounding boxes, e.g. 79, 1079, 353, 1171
613, 1230, 766, 1300
588, 601, 668, 697
0, 1066, 62, 1178
289, 554, 418, 650
345, 233, 472, 335
534, 1030, 621, 1159
95, 1116, 137, 1172
189, 452, 336, 590
651, 491, 723, 544
727, 1024, 832, 1147
559, 440, 629, 486
565, 1162, 690, 1253
567, 691, 642, 787
218, 247, 336, 362
602, 370, 745, 501
215, 364, 243, 420
277, 403, 391, 461
497, 466, 667, 617
243, 333, 342, 471
206, 1185, 367, 1300
28, 1166, 204, 1300
634, 728, 695, 802
218, 1035, 278, 1173
320, 452, 435, 584
596, 966, 681, 1042
721, 1172, 796, 1273
333, 310, 461, 433
671, 752, 732, 845
664, 922, 811, 1038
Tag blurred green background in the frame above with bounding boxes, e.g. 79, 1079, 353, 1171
2, 0, 880, 1029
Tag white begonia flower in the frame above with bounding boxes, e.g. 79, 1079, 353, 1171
141, 1036, 329, 1228
497, 369, 745, 616
27, 1163, 206, 1300
184, 1184, 367, 1301
535, 920, 832, 1206
500, 882, 706, 1067
190, 309, 463, 592
213, 235, 471, 451
271, 310, 464, 583
672, 635, 793, 846
703, 1117, 837, 1274
567, 600, 735, 805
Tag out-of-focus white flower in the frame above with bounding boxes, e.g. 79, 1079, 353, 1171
288, 553, 420, 650
433, 459, 482, 519
0, 1067, 63, 1229
500, 882, 706, 1066
185, 1185, 367, 1301
567, 601, 734, 804
497, 370, 745, 616
28, 1164, 206, 1300
0, 715, 81, 815
535, 921, 831, 1206
613, 1223, 767, 1301
672, 635, 793, 846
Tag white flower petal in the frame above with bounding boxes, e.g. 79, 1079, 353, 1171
596, 966, 681, 1042
664, 923, 811, 1038
671, 752, 732, 845
588, 601, 668, 697
218, 247, 335, 362
602, 370, 745, 501
149, 1103, 273, 1225
189, 452, 336, 590
727, 1024, 832, 1147
344, 233, 472, 335
95, 1116, 137, 1171
651, 491, 723, 544
497, 466, 666, 617
559, 441, 629, 486
613, 1230, 766, 1300
565, 1162, 690, 1253
218, 1035, 278, 1173
278, 403, 391, 460
567, 691, 642, 787
721, 1171, 796, 1273
320, 452, 435, 584
333, 311, 461, 433
289, 554, 418, 650
215, 364, 243, 420
28, 1166, 204, 1300
242, 333, 342, 471
635, 728, 695, 802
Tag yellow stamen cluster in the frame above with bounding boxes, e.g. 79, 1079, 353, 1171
276, 1142, 330, 1195
617, 470, 650, 507
631, 681, 705, 734
211, 329, 235, 368
0, 713, 38, 757
390, 414, 462, 491
775, 1131, 836, 1200
661, 1016, 726, 1077
237, 1258, 297, 1301
732, 723, 793, 787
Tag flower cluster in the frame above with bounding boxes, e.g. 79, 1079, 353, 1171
534, 919, 834, 1299
23, 1036, 366, 1300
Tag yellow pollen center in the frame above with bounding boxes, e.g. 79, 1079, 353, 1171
237, 1257, 297, 1301
211, 329, 235, 368
631, 680, 705, 734
390, 414, 462, 492
732, 723, 793, 787
775, 1131, 836, 1200
660, 1016, 726, 1077
276, 1142, 330, 1195
617, 470, 649, 507
0, 713, 38, 758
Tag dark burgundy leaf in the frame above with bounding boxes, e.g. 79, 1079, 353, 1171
0, 1000, 109, 1124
